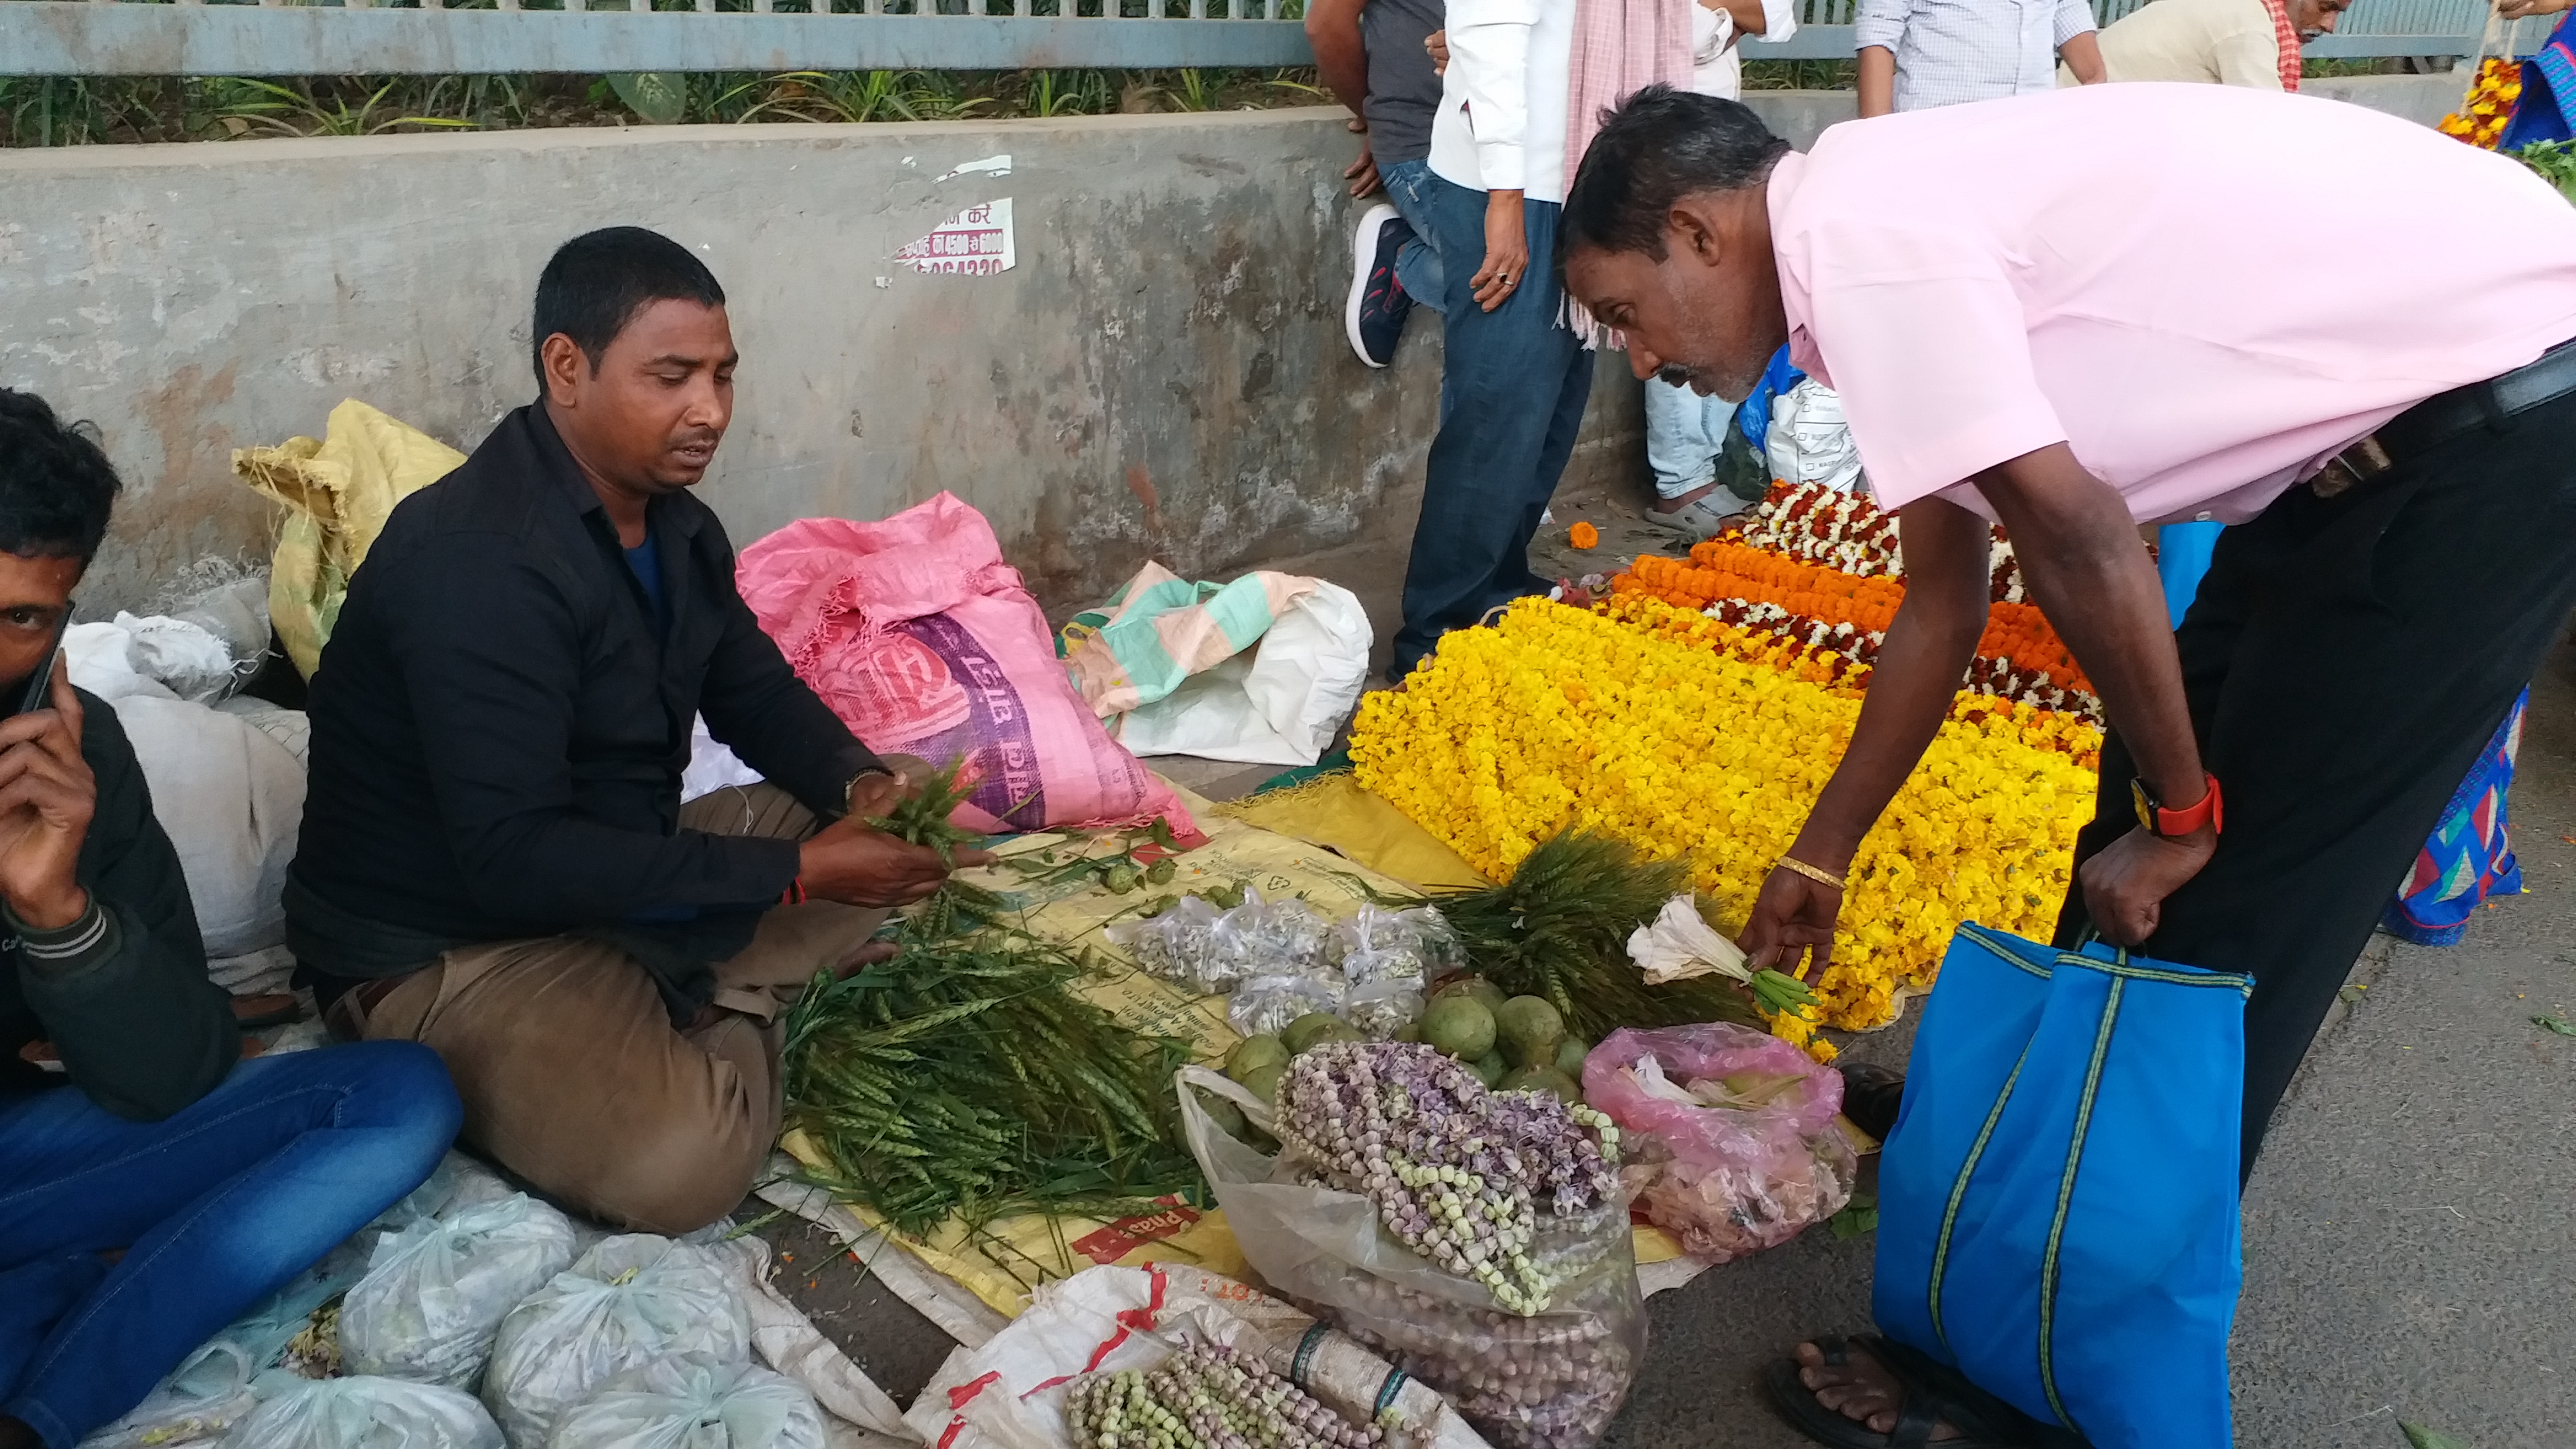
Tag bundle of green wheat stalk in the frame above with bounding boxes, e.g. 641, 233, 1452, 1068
1431, 830, 1763, 1041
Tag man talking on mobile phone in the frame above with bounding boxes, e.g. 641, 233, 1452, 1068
0, 390, 458, 1449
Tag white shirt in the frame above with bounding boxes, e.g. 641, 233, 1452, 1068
1429, 0, 1578, 202
1853, 0, 2099, 112
1692, 0, 1801, 100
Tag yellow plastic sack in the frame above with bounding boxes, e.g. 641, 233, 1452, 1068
232, 400, 463, 678
1216, 773, 1491, 890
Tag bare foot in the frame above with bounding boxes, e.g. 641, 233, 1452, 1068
1652, 481, 1719, 514
1793, 1340, 1962, 1441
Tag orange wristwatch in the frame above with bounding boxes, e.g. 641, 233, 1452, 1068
2132, 773, 2223, 839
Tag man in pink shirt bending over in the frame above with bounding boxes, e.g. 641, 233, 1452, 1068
1560, 83, 2576, 1444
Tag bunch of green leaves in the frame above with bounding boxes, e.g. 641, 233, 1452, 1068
1431, 830, 1762, 1039
2517, 139, 2576, 206
782, 927, 1206, 1242
865, 757, 1013, 936
996, 817, 1187, 899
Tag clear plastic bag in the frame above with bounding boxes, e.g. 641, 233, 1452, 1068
1228, 894, 1334, 976
220, 1372, 504, 1449
1102, 895, 1240, 992
541, 1357, 824, 1449
1580, 1025, 1855, 1265
482, 1235, 751, 1448
1342, 981, 1424, 1041
1176, 1068, 1644, 1449
82, 1234, 380, 1448
1333, 905, 1460, 988
340, 1194, 581, 1388
1225, 974, 1344, 1038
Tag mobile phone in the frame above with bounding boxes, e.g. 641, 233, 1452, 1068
17, 615, 67, 718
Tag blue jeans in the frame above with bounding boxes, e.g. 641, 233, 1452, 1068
1643, 375, 1742, 499
1393, 175, 1595, 678
1377, 158, 1446, 320
0, 1044, 459, 1446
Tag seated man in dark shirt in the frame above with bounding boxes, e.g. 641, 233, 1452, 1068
289, 227, 982, 1234
1, 391, 458, 1449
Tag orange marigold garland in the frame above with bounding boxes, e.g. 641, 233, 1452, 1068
1612, 545, 2095, 699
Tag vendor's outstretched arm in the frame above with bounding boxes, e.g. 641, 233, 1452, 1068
1741, 494, 1990, 977
1978, 443, 2215, 944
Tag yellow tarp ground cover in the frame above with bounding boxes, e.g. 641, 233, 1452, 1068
784, 784, 1691, 1317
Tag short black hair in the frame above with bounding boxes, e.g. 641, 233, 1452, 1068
530, 226, 727, 383
1562, 86, 1792, 264
0, 389, 122, 566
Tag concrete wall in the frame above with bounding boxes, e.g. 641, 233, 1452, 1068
1, 110, 1645, 617
0, 74, 2465, 614
1736, 70, 2465, 149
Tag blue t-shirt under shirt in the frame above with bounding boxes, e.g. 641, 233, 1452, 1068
624, 531, 669, 638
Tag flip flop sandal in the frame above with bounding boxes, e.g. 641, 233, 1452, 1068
1642, 494, 1752, 542
1762, 1334, 2034, 1449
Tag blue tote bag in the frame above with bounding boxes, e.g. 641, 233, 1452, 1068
1873, 925, 2252, 1449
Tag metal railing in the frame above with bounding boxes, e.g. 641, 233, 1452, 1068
1735, 0, 2563, 58
0, 0, 2556, 78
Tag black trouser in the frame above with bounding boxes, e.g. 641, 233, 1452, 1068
2053, 388, 2576, 1183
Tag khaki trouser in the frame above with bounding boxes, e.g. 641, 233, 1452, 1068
357, 782, 893, 1233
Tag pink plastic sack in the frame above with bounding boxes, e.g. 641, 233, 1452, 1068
1582, 1024, 1857, 1265
736, 495, 1198, 837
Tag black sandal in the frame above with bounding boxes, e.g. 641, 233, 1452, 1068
1763, 1334, 2044, 1449
1836, 1064, 1905, 1144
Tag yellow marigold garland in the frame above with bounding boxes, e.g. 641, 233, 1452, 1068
1353, 596, 2102, 1038
2439, 58, 2522, 150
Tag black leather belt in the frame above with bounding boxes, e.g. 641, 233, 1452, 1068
2318, 338, 2576, 496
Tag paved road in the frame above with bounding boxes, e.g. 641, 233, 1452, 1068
764, 495, 2574, 1449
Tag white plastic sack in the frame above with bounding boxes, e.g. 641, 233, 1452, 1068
340, 1194, 581, 1388
1763, 380, 1864, 495
62, 614, 240, 704
167, 575, 273, 668
220, 1373, 503, 1449
110, 695, 306, 958
542, 1358, 825, 1449
483, 1235, 751, 1448
1111, 582, 1371, 766
907, 1263, 1490, 1449
683, 714, 765, 803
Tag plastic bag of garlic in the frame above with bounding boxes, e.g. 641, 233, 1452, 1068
1178, 1050, 1647, 1449
906, 1259, 1491, 1449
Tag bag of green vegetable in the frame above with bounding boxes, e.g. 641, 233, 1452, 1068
1581, 1025, 1856, 1265
223, 1372, 504, 1449
482, 1235, 750, 1447
1176, 1049, 1647, 1449
541, 1357, 825, 1449
339, 1194, 579, 1388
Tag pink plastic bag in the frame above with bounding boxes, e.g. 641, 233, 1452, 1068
735, 495, 1197, 837
1582, 1024, 1857, 1265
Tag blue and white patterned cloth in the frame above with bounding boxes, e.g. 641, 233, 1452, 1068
2383, 688, 2528, 947
1854, 0, 2098, 112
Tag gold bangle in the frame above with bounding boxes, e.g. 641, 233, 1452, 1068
1775, 856, 1847, 892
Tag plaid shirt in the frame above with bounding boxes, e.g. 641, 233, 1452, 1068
1855, 0, 2098, 111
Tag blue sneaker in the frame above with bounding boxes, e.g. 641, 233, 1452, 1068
1346, 203, 1417, 368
